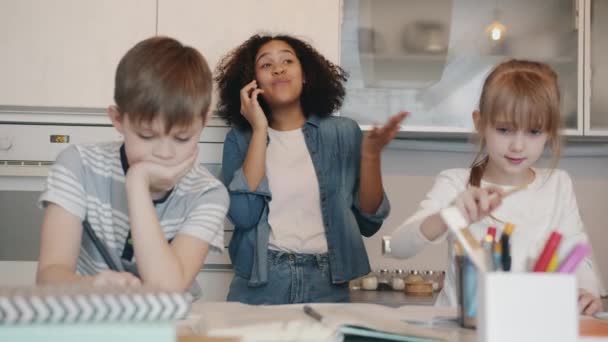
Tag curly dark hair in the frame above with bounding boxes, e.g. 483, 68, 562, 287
214, 34, 348, 130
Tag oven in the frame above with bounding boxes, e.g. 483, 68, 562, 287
0, 106, 234, 300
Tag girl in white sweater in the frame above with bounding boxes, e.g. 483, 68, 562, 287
389, 59, 603, 315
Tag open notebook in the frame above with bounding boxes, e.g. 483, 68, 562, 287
190, 302, 452, 342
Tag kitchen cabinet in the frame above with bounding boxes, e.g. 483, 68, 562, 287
0, 0, 341, 121
1, 0, 605, 137
0, 0, 156, 109
586, 0, 608, 135
340, 0, 587, 135
157, 0, 341, 79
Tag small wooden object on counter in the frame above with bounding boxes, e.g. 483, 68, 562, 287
404, 274, 434, 296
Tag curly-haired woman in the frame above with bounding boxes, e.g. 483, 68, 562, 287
216, 34, 406, 304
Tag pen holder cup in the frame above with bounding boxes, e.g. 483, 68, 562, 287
477, 273, 578, 342
456, 256, 478, 329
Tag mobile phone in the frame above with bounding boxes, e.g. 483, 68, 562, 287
593, 311, 608, 320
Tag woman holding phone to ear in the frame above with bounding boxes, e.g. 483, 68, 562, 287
216, 34, 407, 304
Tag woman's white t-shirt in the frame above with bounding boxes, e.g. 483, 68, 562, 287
266, 127, 327, 254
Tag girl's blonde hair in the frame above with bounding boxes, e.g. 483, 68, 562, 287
469, 59, 562, 186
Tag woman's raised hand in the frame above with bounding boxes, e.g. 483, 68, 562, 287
361, 111, 408, 158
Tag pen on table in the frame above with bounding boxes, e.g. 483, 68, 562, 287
557, 243, 591, 273
533, 231, 562, 272
303, 305, 323, 322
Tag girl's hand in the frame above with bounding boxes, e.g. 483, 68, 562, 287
451, 186, 505, 224
93, 270, 141, 287
240, 80, 267, 131
361, 112, 408, 158
128, 150, 197, 193
579, 288, 603, 315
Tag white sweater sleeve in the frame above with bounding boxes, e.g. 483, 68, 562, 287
389, 169, 467, 259
557, 171, 602, 296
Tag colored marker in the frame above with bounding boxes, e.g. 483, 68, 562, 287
499, 223, 515, 272
487, 226, 497, 242
501, 234, 511, 272
546, 253, 559, 272
493, 240, 503, 271
558, 243, 591, 274
482, 234, 494, 271
533, 231, 562, 272
503, 222, 515, 236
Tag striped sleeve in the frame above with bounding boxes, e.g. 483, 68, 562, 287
177, 181, 229, 253
38, 145, 87, 220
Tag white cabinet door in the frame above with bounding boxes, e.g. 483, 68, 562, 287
0, 0, 156, 108
157, 0, 341, 76
340, 0, 583, 135
585, 0, 608, 135
195, 270, 234, 302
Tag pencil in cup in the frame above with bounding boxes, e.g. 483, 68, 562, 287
500, 223, 515, 272
454, 242, 476, 329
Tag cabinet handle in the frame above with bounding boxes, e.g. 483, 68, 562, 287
573, 0, 582, 31
0, 137, 13, 151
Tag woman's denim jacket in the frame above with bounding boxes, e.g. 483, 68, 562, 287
221, 115, 390, 287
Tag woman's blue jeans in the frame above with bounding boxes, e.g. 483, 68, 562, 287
227, 250, 350, 304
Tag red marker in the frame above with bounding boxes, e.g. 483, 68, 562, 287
487, 226, 497, 242
532, 231, 562, 272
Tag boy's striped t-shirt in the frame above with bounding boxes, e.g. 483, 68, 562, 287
38, 141, 229, 276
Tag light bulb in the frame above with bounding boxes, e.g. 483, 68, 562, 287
486, 22, 506, 41
491, 27, 502, 41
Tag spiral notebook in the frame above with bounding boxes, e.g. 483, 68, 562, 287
0, 285, 191, 325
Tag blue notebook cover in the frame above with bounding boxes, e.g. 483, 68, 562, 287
341, 325, 444, 342
0, 322, 174, 342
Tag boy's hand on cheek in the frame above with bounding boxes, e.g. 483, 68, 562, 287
127, 151, 197, 192
93, 270, 141, 288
